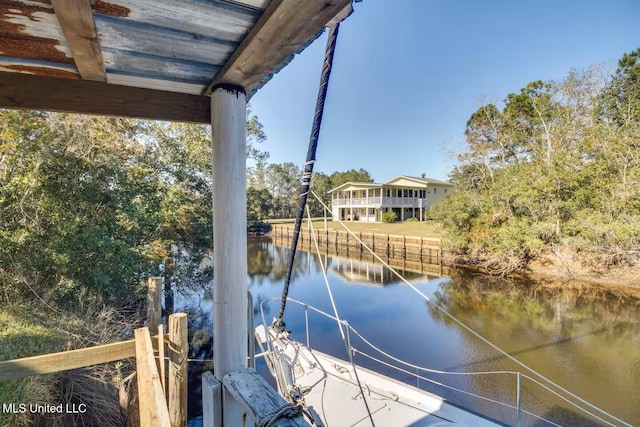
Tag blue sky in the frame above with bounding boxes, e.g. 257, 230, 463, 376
249, 0, 640, 183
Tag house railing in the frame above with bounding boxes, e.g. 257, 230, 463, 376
332, 196, 428, 208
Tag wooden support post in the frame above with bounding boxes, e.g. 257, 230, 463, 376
158, 324, 166, 400
386, 234, 390, 259
211, 85, 248, 424
168, 313, 188, 427
202, 372, 222, 427
135, 328, 171, 427
346, 231, 349, 255
402, 236, 406, 258
325, 228, 329, 251
147, 277, 162, 335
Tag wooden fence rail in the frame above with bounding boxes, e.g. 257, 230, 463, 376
0, 310, 188, 427
0, 339, 138, 381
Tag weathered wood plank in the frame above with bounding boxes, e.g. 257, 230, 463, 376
106, 72, 205, 95
168, 313, 188, 427
158, 324, 166, 399
51, 0, 106, 81
0, 340, 135, 381
202, 371, 222, 427
0, 72, 210, 123
223, 368, 307, 426
206, 0, 352, 94
135, 328, 171, 427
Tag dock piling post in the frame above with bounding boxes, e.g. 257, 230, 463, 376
168, 313, 188, 427
147, 277, 162, 335
211, 85, 249, 425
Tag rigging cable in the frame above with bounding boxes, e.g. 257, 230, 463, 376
268, 21, 376, 426
273, 23, 340, 331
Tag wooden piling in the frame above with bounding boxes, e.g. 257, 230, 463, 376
168, 313, 188, 427
135, 328, 171, 427
147, 277, 162, 335
158, 324, 166, 400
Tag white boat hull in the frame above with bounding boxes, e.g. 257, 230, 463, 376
255, 325, 503, 426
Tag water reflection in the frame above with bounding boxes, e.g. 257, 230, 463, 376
178, 238, 640, 426
429, 271, 640, 426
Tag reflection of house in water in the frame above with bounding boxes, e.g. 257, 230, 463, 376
331, 256, 436, 286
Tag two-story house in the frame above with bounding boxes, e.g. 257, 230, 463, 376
328, 175, 453, 222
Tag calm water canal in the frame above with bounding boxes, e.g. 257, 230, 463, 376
180, 237, 640, 426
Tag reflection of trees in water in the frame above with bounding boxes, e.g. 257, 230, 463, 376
247, 237, 310, 286
427, 269, 640, 426
431, 269, 640, 331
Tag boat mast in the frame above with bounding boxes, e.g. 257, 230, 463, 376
274, 24, 341, 330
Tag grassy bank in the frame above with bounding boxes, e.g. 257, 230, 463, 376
0, 306, 65, 426
0, 299, 138, 427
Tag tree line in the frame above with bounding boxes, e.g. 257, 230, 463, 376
0, 107, 373, 304
430, 48, 640, 272
247, 164, 373, 222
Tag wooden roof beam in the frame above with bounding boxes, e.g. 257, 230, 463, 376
51, 0, 107, 82
0, 73, 210, 123
205, 0, 352, 94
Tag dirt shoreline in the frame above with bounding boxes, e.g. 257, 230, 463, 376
526, 261, 640, 297
456, 256, 640, 298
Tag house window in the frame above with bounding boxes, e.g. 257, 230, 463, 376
433, 188, 438, 195
403, 189, 408, 197
444, 189, 448, 194
386, 189, 391, 197
414, 190, 418, 197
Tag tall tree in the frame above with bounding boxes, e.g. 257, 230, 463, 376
264, 162, 301, 218
431, 54, 640, 271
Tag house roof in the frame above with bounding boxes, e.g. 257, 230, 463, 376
327, 182, 382, 193
327, 175, 452, 193
0, 0, 354, 123
386, 175, 454, 187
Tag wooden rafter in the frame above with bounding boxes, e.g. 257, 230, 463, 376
205, 0, 352, 94
0, 73, 210, 123
51, 0, 107, 82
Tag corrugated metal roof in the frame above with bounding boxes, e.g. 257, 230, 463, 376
0, 0, 268, 94
0, 0, 355, 122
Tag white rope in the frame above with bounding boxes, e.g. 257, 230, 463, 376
308, 190, 630, 427
305, 206, 345, 342
305, 205, 376, 427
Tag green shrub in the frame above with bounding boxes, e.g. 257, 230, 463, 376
404, 217, 419, 223
382, 211, 397, 223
